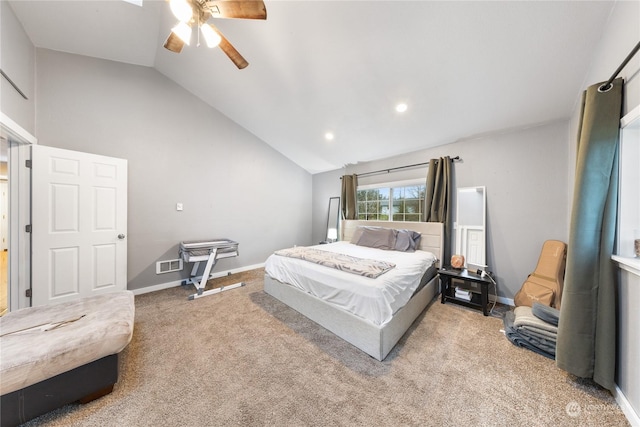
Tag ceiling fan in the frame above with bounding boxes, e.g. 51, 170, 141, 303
164, 0, 267, 69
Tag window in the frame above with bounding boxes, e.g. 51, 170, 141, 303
357, 188, 390, 220
357, 181, 425, 222
617, 106, 640, 261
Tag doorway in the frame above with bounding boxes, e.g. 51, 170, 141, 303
1, 112, 37, 312
0, 114, 128, 311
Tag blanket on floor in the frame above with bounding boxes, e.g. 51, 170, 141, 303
513, 306, 558, 336
503, 309, 556, 360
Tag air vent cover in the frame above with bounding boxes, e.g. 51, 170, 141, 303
156, 258, 183, 274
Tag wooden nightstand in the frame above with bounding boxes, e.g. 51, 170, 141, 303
439, 267, 495, 316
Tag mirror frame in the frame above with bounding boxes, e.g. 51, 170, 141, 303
326, 197, 340, 242
455, 186, 486, 270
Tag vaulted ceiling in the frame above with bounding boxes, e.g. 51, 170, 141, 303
8, 1, 616, 173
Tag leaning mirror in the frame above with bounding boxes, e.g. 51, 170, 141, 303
326, 197, 340, 242
455, 186, 486, 270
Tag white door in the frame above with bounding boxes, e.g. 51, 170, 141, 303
465, 228, 485, 268
31, 145, 127, 306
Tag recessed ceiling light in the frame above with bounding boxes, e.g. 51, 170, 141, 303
395, 103, 408, 113
325, 132, 335, 141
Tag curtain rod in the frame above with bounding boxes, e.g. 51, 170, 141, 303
342, 156, 460, 179
599, 40, 640, 92
0, 69, 28, 100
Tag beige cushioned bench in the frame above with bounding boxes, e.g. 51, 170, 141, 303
0, 291, 135, 426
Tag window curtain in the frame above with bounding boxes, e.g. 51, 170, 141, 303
424, 156, 451, 262
556, 78, 623, 392
341, 174, 358, 220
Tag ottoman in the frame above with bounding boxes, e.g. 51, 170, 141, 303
0, 291, 135, 426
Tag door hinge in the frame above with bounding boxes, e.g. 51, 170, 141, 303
25, 159, 32, 168
25, 289, 32, 298
25, 224, 32, 233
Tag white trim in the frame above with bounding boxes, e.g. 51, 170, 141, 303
612, 255, 640, 277
1, 115, 36, 310
131, 262, 265, 295
615, 384, 640, 427
495, 296, 514, 306
357, 178, 425, 190
0, 112, 37, 145
620, 104, 640, 128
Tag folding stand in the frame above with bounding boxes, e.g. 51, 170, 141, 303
179, 239, 244, 300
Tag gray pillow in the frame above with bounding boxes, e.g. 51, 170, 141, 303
350, 227, 365, 244
394, 229, 422, 252
410, 230, 422, 249
355, 227, 397, 250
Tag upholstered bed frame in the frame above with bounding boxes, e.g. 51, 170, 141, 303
264, 220, 444, 361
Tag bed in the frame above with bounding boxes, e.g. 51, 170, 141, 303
264, 220, 444, 361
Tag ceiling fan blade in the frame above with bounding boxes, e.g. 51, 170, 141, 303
203, 1, 267, 20
164, 32, 185, 53
210, 25, 249, 69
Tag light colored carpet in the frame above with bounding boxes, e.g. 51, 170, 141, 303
24, 268, 629, 426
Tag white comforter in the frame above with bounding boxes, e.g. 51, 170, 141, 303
264, 241, 437, 326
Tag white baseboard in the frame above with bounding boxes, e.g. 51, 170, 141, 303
131, 263, 265, 296
497, 296, 514, 306
615, 384, 640, 427
488, 294, 514, 306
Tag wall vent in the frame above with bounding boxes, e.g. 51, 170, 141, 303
156, 258, 183, 274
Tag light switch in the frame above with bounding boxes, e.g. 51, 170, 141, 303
176, 203, 183, 211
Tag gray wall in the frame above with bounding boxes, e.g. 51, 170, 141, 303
312, 120, 570, 301
1, 1, 36, 134
35, 49, 313, 290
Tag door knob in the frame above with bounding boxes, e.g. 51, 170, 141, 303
118, 234, 126, 240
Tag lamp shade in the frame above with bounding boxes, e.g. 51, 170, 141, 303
200, 24, 222, 48
327, 228, 338, 241
172, 21, 192, 45
169, 0, 193, 22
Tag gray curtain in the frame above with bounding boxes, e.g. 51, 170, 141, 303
556, 78, 623, 392
424, 156, 451, 262
341, 174, 358, 220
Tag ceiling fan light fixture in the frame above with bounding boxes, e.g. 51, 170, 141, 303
200, 23, 222, 48
169, 0, 193, 22
162, 0, 266, 69
172, 21, 192, 45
